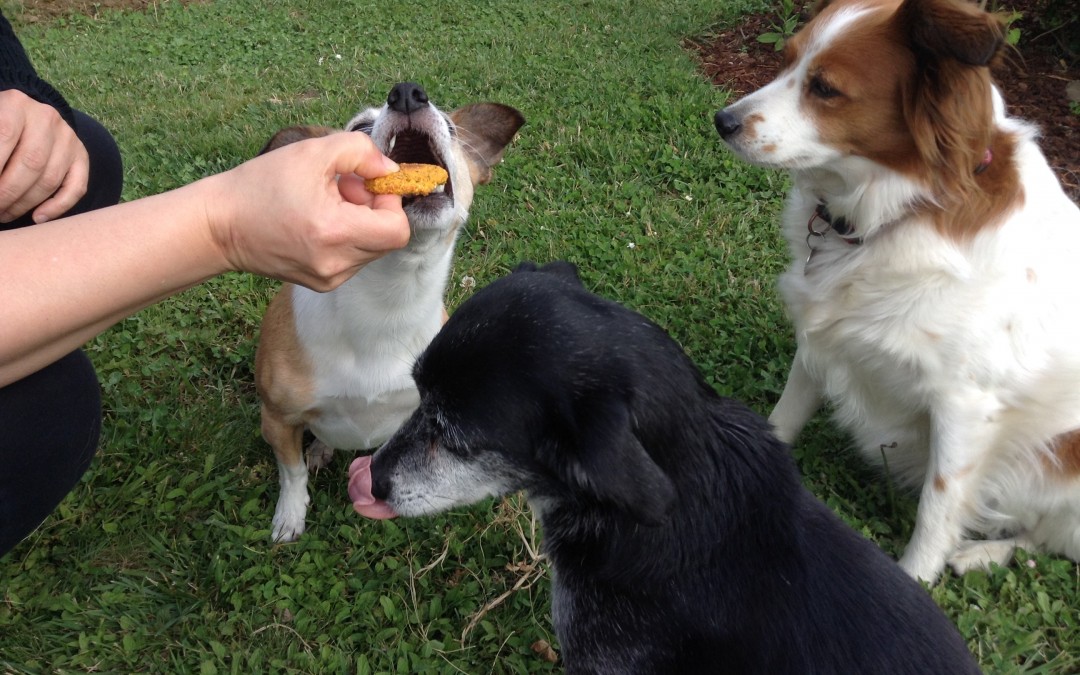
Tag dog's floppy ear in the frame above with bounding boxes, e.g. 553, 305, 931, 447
563, 395, 676, 525
899, 0, 1004, 66
538, 260, 582, 284
258, 125, 338, 155
450, 103, 526, 184
511, 260, 583, 286
895, 0, 1001, 198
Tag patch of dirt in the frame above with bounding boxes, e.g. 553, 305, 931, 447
12, 0, 199, 23
691, 1, 1080, 201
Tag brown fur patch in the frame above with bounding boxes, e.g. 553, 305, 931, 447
1048, 429, 1080, 477
798, 2, 924, 176
895, 0, 1015, 240
802, 0, 1020, 241
740, 112, 765, 142
256, 289, 314, 416
923, 131, 1025, 240
255, 286, 317, 467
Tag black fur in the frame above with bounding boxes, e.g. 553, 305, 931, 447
369, 261, 981, 674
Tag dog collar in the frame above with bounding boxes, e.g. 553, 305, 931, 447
811, 202, 861, 241
805, 202, 862, 268
806, 148, 992, 270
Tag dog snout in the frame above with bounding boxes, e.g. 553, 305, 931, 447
387, 82, 429, 114
368, 451, 394, 501
714, 109, 742, 139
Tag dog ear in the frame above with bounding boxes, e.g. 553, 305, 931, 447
563, 396, 676, 525
538, 261, 582, 284
449, 103, 526, 184
257, 125, 338, 156
899, 0, 1004, 66
511, 261, 584, 286
896, 0, 1001, 199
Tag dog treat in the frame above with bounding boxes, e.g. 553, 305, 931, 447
366, 163, 448, 196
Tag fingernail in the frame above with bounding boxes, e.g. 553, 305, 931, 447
382, 156, 400, 173
33, 213, 51, 224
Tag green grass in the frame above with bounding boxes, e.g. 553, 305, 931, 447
0, 0, 1077, 671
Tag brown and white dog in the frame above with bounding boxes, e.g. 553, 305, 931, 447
715, 0, 1080, 582
255, 82, 523, 542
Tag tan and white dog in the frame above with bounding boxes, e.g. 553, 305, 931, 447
716, 0, 1080, 583
255, 82, 524, 542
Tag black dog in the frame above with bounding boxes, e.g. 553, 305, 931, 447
348, 262, 981, 674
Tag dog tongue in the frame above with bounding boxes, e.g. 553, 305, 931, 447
348, 455, 398, 520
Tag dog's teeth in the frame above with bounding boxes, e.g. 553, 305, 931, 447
388, 136, 397, 152
432, 184, 445, 194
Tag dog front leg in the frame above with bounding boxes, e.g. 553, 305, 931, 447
898, 395, 994, 583
262, 405, 309, 542
769, 348, 823, 444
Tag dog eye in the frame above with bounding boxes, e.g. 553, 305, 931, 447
809, 76, 841, 100
349, 123, 374, 135
432, 414, 469, 456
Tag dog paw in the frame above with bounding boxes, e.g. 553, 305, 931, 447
306, 439, 335, 471
271, 518, 305, 543
271, 507, 307, 542
271, 491, 310, 543
948, 539, 1019, 575
898, 551, 944, 585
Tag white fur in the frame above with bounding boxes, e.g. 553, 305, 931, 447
720, 5, 1080, 583
378, 446, 522, 518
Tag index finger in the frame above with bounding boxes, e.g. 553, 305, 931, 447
0, 92, 27, 175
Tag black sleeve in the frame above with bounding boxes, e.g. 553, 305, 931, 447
0, 11, 76, 129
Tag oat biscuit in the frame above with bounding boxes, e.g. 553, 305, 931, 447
366, 163, 449, 196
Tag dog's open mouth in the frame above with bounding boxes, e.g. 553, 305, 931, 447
385, 129, 453, 210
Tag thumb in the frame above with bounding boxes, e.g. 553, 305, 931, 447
325, 132, 399, 179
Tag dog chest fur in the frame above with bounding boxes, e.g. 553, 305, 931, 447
780, 145, 1080, 477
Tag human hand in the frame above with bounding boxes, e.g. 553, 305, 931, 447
0, 89, 89, 223
206, 132, 411, 291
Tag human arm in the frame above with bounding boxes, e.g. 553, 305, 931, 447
0, 131, 409, 385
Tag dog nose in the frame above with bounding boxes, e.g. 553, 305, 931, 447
387, 82, 429, 114
714, 109, 742, 139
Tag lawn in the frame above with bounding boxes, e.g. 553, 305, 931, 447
0, 0, 1076, 672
